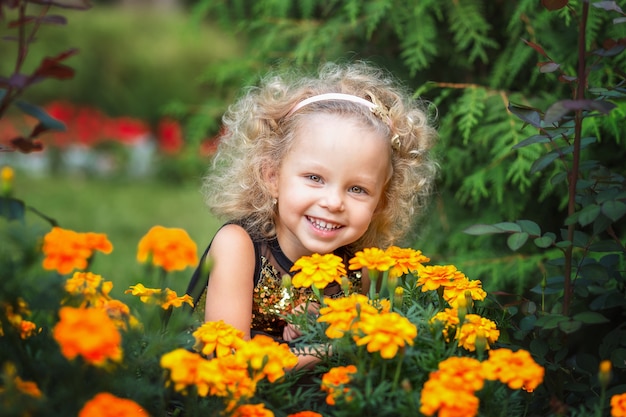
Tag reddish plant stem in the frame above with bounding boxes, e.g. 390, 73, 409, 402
563, 2, 589, 317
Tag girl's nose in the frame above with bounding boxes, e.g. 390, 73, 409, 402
320, 189, 345, 212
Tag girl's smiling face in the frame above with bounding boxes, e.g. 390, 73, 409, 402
268, 113, 391, 261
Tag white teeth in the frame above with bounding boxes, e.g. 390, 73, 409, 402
308, 217, 341, 231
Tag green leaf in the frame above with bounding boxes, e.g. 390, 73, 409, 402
559, 320, 582, 334
530, 152, 559, 175
535, 314, 568, 329
573, 311, 609, 324
493, 222, 522, 233
15, 100, 66, 131
602, 200, 626, 222
516, 219, 541, 236
463, 224, 507, 235
534, 233, 556, 248
578, 204, 601, 226
512, 134, 550, 149
507, 232, 529, 251
0, 197, 26, 221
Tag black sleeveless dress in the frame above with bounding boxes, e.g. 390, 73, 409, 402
185, 223, 362, 341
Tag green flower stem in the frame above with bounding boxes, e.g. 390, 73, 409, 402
312, 285, 323, 304
596, 386, 607, 417
368, 269, 379, 299
392, 351, 404, 390
379, 270, 389, 298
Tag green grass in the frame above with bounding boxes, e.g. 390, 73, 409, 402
12, 174, 221, 297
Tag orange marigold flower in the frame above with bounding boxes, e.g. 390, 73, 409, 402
137, 226, 198, 272
78, 392, 149, 417
457, 314, 500, 352
287, 412, 323, 417
201, 353, 256, 402
19, 320, 37, 339
193, 320, 245, 357
385, 246, 430, 278
321, 365, 357, 406
430, 308, 460, 342
161, 288, 194, 309
290, 253, 346, 290
353, 311, 417, 359
482, 348, 545, 392
64, 272, 114, 306
416, 264, 465, 292
53, 306, 122, 366
231, 403, 275, 417
14, 376, 43, 398
611, 393, 626, 417
348, 247, 395, 272
317, 293, 381, 339
420, 377, 480, 417
42, 227, 113, 275
443, 277, 487, 308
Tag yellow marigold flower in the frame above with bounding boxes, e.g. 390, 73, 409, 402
14, 376, 43, 398
430, 308, 460, 342
457, 314, 500, 352
53, 306, 122, 366
348, 247, 395, 272
78, 392, 149, 417
1, 165, 14, 182
231, 403, 275, 417
237, 334, 298, 382
137, 225, 198, 272
200, 353, 256, 401
125, 283, 162, 303
317, 293, 380, 339
482, 348, 544, 392
42, 227, 113, 275
416, 264, 465, 292
161, 348, 207, 393
611, 393, 626, 417
321, 365, 357, 406
290, 253, 346, 290
64, 272, 114, 306
443, 277, 487, 308
287, 412, 323, 417
161, 288, 194, 309
353, 311, 417, 359
385, 246, 430, 278
193, 320, 245, 357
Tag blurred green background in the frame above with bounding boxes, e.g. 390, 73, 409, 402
1, 0, 625, 297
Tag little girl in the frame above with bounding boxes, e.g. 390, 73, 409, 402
186, 61, 438, 367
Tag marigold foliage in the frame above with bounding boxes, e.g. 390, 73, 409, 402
136, 225, 198, 272
78, 392, 150, 417
52, 306, 122, 366
42, 227, 113, 275
290, 253, 346, 289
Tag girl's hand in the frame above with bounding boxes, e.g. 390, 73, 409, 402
282, 301, 320, 341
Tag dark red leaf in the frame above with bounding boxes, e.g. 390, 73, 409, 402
541, 0, 569, 11
26, 0, 92, 10
32, 49, 78, 80
9, 137, 44, 153
521, 38, 549, 58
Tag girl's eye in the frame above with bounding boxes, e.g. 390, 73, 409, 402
349, 185, 366, 194
307, 175, 322, 182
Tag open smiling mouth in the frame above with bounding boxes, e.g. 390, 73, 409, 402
307, 216, 343, 232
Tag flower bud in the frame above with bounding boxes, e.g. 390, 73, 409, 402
281, 274, 292, 290
599, 359, 612, 390
393, 286, 404, 309
1, 166, 14, 197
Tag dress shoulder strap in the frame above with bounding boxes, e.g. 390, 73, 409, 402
185, 223, 261, 312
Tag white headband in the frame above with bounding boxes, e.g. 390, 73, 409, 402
286, 93, 378, 117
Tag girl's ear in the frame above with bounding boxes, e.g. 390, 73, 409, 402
262, 164, 279, 198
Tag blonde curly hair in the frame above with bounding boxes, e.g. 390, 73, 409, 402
202, 61, 438, 250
